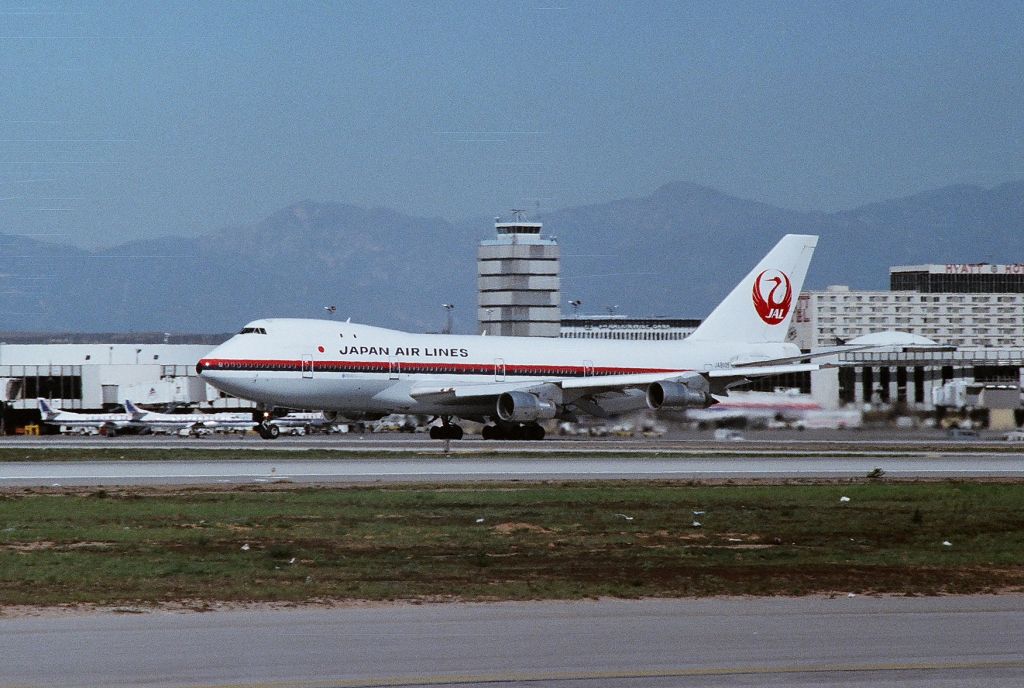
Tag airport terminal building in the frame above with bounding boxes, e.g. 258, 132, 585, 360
560, 316, 701, 341
796, 263, 1024, 420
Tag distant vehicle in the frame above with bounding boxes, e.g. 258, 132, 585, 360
713, 428, 745, 441
947, 427, 979, 439
124, 400, 256, 436
262, 411, 339, 439
1003, 430, 1024, 442
38, 398, 137, 436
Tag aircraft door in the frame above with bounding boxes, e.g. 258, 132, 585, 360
494, 358, 506, 382
301, 355, 314, 379
389, 357, 400, 380
583, 360, 594, 377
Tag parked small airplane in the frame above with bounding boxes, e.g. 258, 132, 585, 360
37, 398, 137, 436
124, 400, 256, 435
200, 234, 843, 440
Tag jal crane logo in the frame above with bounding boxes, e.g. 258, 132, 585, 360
752, 269, 792, 325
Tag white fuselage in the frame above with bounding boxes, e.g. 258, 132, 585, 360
132, 411, 256, 431
198, 318, 799, 419
40, 411, 137, 431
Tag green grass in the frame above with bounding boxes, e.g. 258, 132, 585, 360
1, 481, 1023, 606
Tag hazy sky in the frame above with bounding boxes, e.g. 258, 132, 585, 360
3, 1, 1022, 246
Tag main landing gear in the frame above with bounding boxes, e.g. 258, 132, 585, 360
429, 417, 463, 440
426, 417, 545, 441
481, 422, 545, 441
257, 422, 280, 440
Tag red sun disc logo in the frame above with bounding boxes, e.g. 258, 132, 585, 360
752, 269, 792, 325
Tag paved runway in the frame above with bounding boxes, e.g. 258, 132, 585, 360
3, 431, 1023, 451
2, 596, 1022, 687
2, 453, 1024, 486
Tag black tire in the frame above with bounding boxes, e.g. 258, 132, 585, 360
266, 424, 280, 439
450, 425, 464, 440
527, 424, 545, 441
429, 426, 441, 440
481, 425, 497, 440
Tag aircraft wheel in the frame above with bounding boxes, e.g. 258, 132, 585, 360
430, 425, 464, 440
481, 425, 497, 440
526, 424, 545, 441
266, 424, 280, 439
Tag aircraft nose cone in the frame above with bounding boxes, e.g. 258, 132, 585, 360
196, 359, 207, 375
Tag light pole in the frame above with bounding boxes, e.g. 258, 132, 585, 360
442, 304, 455, 334
568, 299, 582, 318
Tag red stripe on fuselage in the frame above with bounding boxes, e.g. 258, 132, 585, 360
198, 358, 685, 377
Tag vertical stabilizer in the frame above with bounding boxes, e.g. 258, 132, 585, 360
124, 400, 144, 420
688, 234, 817, 344
37, 398, 56, 419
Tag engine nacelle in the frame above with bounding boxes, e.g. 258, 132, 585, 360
646, 380, 715, 410
497, 391, 558, 423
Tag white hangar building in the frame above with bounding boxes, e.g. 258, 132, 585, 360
0, 336, 253, 432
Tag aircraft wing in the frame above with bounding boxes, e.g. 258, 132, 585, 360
410, 380, 557, 402
410, 362, 827, 403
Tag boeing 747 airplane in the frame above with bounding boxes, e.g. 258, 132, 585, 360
198, 234, 841, 440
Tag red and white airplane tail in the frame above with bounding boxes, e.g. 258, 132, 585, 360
687, 234, 817, 344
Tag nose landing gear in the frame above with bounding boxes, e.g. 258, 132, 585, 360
257, 422, 280, 440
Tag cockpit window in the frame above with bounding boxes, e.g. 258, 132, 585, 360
239, 327, 267, 334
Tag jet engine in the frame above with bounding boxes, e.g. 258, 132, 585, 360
646, 380, 716, 410
496, 391, 558, 423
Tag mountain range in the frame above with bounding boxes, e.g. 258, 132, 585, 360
2, 180, 1022, 334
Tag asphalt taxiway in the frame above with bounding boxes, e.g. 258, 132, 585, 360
2, 595, 1022, 687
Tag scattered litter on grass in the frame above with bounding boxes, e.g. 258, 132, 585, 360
240, 543, 250, 551
475, 518, 485, 523
942, 541, 952, 547
839, 496, 851, 503
492, 522, 551, 535
615, 513, 634, 521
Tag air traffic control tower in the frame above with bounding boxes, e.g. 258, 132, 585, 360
478, 215, 560, 337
